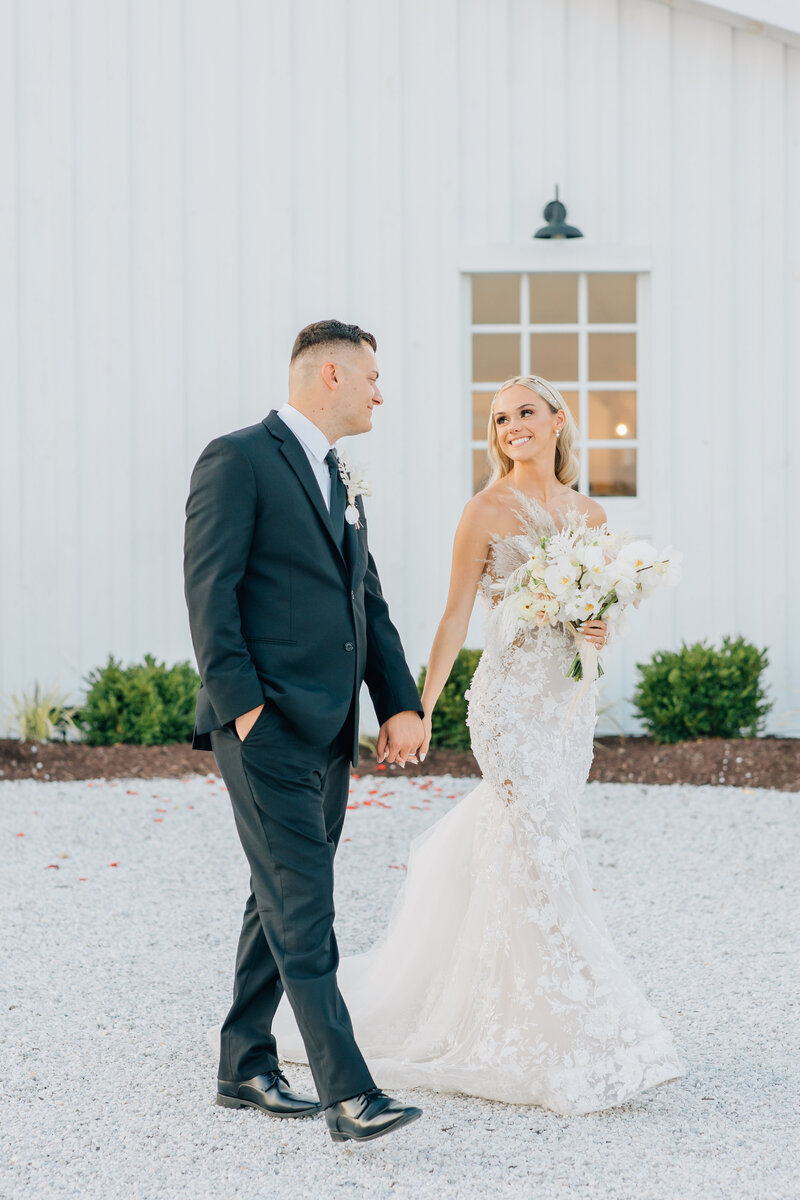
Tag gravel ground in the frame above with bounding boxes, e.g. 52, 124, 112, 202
1, 773, 797, 1200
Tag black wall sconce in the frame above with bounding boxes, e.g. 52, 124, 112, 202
534, 186, 583, 239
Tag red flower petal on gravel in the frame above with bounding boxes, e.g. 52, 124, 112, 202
16, 833, 25, 837
109, 862, 119, 867
154, 818, 163, 823
45, 864, 59, 869
126, 790, 138, 795
79, 877, 88, 881
156, 808, 167, 813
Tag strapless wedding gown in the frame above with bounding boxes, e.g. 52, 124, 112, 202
232, 499, 685, 1115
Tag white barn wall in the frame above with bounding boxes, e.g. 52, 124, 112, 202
786, 48, 800, 735
0, 0, 798, 735
0, 0, 21, 717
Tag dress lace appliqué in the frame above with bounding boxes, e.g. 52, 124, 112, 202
270, 495, 685, 1114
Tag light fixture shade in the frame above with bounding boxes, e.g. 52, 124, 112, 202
534, 188, 583, 239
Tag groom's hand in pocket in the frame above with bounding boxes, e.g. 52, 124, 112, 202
235, 704, 264, 742
377, 711, 425, 768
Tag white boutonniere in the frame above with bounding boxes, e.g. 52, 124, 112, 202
335, 452, 371, 528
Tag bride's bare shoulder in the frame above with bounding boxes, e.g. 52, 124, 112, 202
566, 490, 608, 528
461, 484, 519, 538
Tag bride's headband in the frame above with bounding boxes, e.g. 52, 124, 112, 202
490, 375, 566, 414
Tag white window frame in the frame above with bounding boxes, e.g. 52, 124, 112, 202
462, 252, 651, 531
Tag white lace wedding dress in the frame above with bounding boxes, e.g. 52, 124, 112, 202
261, 499, 685, 1114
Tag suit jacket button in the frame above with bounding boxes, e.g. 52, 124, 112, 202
344, 642, 354, 652
350, 590, 355, 601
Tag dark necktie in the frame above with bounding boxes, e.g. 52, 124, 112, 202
324, 449, 346, 553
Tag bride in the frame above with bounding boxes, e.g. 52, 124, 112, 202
267, 374, 684, 1115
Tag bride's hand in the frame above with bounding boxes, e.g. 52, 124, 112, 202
418, 713, 433, 764
575, 619, 608, 649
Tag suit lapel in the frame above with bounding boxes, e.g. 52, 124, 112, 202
264, 412, 347, 570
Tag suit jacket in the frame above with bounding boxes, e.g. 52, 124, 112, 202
183, 411, 422, 764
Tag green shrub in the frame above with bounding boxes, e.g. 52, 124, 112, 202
77, 654, 200, 745
632, 636, 771, 744
417, 648, 482, 750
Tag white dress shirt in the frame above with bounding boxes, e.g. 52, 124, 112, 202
276, 403, 336, 511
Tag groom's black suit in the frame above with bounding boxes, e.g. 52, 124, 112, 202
183, 410, 422, 1107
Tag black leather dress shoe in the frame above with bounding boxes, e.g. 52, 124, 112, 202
216, 1071, 321, 1118
325, 1088, 422, 1143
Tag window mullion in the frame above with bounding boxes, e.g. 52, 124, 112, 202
520, 274, 530, 375
578, 273, 589, 493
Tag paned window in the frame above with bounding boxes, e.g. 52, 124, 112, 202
469, 273, 639, 497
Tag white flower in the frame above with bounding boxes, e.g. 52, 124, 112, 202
582, 545, 606, 576
335, 451, 371, 529
564, 588, 601, 622
610, 572, 639, 603
517, 591, 539, 622
597, 531, 623, 554
544, 557, 579, 595
542, 595, 560, 621
526, 545, 547, 575
517, 587, 558, 627
652, 546, 683, 586
335, 451, 371, 501
617, 539, 658, 572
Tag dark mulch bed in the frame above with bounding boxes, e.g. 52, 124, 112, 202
0, 736, 797, 791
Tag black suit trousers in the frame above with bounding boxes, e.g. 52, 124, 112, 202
210, 700, 374, 1108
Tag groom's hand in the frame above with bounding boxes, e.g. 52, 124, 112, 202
235, 703, 264, 742
377, 711, 425, 768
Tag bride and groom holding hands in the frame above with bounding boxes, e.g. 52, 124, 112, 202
183, 319, 683, 1146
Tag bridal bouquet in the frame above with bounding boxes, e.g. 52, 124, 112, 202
506, 521, 682, 685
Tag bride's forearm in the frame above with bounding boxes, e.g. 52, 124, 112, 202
420, 614, 469, 717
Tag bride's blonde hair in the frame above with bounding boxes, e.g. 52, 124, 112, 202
485, 375, 580, 488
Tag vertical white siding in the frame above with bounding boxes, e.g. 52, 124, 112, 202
16, 0, 78, 691
128, 0, 186, 664
0, 0, 21, 710
1, 0, 798, 735
72, 0, 133, 677
785, 47, 800, 735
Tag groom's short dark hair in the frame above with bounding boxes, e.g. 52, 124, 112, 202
290, 319, 377, 363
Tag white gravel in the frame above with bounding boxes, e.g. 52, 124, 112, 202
1, 770, 797, 1200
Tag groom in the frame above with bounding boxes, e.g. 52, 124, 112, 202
183, 320, 425, 1144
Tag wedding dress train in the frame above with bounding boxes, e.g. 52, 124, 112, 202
254, 499, 685, 1114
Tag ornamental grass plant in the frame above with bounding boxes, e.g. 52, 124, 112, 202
9, 685, 80, 742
